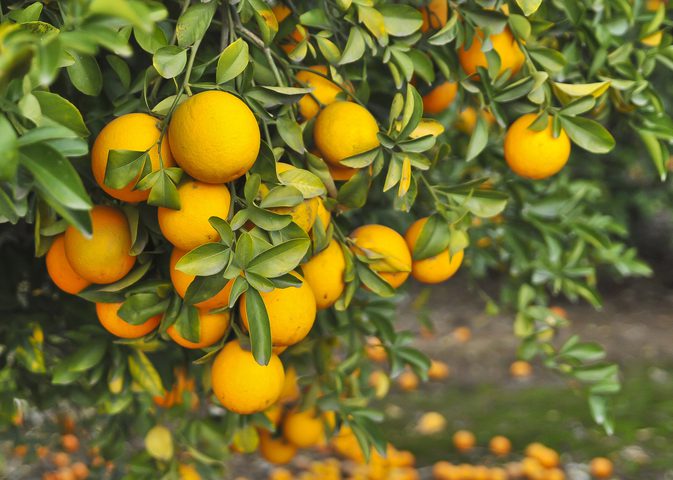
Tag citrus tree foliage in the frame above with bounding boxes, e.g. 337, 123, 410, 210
0, 0, 667, 475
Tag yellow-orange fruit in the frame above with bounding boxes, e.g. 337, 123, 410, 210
296, 66, 343, 120
64, 206, 135, 284
283, 409, 334, 448
422, 81, 458, 115
259, 430, 298, 465
489, 435, 512, 456
428, 360, 450, 380
96, 302, 161, 339
168, 91, 260, 183
504, 113, 571, 180
169, 248, 234, 310
211, 340, 285, 414
302, 239, 346, 309
167, 311, 230, 349
458, 28, 525, 77
91, 113, 174, 202
158, 180, 231, 252
240, 273, 316, 346
349, 224, 412, 288
404, 217, 464, 284
590, 457, 613, 478
453, 430, 476, 452
278, 366, 300, 404
420, 0, 448, 32
46, 235, 91, 294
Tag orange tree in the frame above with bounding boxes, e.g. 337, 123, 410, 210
0, 0, 669, 476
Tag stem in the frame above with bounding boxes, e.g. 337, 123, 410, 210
182, 38, 202, 97
419, 173, 441, 206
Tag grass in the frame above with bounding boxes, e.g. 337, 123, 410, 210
379, 363, 673, 478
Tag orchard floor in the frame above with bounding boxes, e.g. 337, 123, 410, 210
235, 275, 673, 480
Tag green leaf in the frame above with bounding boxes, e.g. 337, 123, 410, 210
32, 91, 90, 137
528, 47, 567, 73
66, 52, 102, 96
20, 144, 91, 211
278, 167, 326, 198
228, 276, 249, 308
340, 27, 366, 65
176, 243, 230, 276
134, 25, 168, 53
147, 170, 181, 209
217, 38, 250, 84
210, 217, 234, 246
176, 1, 217, 47
52, 340, 107, 385
259, 186, 303, 208
356, 263, 395, 297
515, 0, 543, 16
153, 46, 187, 79
8, 2, 43, 23
128, 349, 165, 396
337, 170, 369, 208
184, 273, 230, 306
379, 5, 423, 37
559, 116, 615, 153
277, 116, 305, 153
465, 114, 489, 161
246, 239, 310, 278
0, 115, 18, 181
315, 35, 341, 65
172, 304, 200, 343
118, 292, 169, 325
412, 215, 450, 260
104, 150, 149, 190
245, 288, 272, 366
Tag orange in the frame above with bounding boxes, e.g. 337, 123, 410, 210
302, 239, 346, 309
510, 360, 532, 378
404, 217, 464, 284
315, 198, 331, 229
398, 370, 420, 391
546, 469, 566, 480
52, 452, 70, 467
536, 447, 560, 468
71, 462, 89, 480
168, 91, 260, 183
453, 326, 471, 342
96, 302, 161, 338
167, 310, 230, 349
177, 463, 201, 480
416, 412, 446, 435
296, 66, 343, 120
46, 235, 91, 294
61, 434, 79, 453
278, 366, 300, 404
422, 81, 458, 115
91, 113, 174, 203
169, 248, 234, 310
264, 404, 284, 426
64, 206, 135, 284
589, 457, 613, 478
314, 101, 380, 167
452, 430, 476, 452
211, 340, 285, 414
158, 180, 231, 251
455, 106, 495, 134
420, 0, 448, 32
241, 273, 316, 346
259, 430, 298, 465
504, 113, 571, 179
349, 224, 412, 288
272, 3, 292, 22
328, 162, 360, 181
432, 461, 454, 479
428, 360, 450, 380
458, 28, 525, 77
283, 409, 334, 448
489, 435, 511, 456
365, 336, 388, 362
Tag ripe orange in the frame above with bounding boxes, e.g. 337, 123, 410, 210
240, 273, 316, 346
458, 28, 525, 77
546, 468, 566, 480
420, 0, 448, 32
211, 340, 285, 414
416, 412, 446, 435
397, 370, 419, 391
328, 162, 360, 181
365, 337, 388, 362
432, 461, 454, 479
455, 106, 495, 134
177, 463, 201, 480
264, 404, 284, 426
167, 310, 230, 349
158, 180, 231, 252
259, 430, 298, 465
71, 462, 89, 480
278, 366, 301, 404
349, 224, 412, 288
404, 217, 464, 284
302, 239, 346, 309
453, 326, 471, 342
169, 248, 234, 310
489, 435, 512, 456
46, 235, 91, 294
428, 360, 450, 380
590, 457, 613, 478
504, 113, 571, 179
314, 101, 380, 167
36, 446, 49, 459
272, 3, 292, 22
96, 302, 161, 338
422, 81, 458, 115
296, 66, 343, 120
91, 113, 173, 203
168, 90, 260, 183
61, 434, 79, 453
64, 206, 135, 284
453, 430, 476, 452
283, 409, 334, 448
52, 451, 71, 467
510, 360, 533, 378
